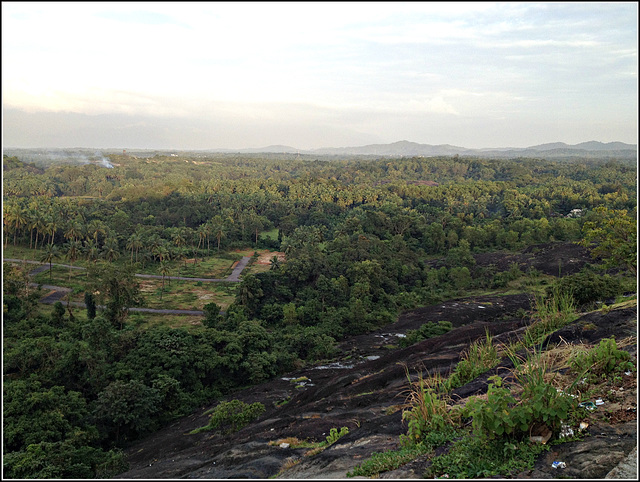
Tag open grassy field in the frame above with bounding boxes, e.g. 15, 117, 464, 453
4, 246, 287, 313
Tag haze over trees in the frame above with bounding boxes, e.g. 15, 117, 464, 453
2, 150, 637, 478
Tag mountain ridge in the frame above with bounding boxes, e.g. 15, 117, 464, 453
229, 139, 637, 158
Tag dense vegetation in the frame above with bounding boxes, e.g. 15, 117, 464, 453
3, 152, 636, 478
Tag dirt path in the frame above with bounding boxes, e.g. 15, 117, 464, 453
4, 257, 252, 316
3, 257, 251, 283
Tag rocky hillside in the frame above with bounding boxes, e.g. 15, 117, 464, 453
115, 247, 637, 479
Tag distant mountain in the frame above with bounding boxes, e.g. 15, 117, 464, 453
3, 141, 636, 161
293, 140, 637, 159
308, 140, 473, 157
236, 145, 300, 154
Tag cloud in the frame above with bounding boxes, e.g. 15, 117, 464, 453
2, 2, 637, 149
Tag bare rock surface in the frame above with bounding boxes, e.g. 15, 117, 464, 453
115, 243, 636, 479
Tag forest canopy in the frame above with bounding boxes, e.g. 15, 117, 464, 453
2, 151, 637, 478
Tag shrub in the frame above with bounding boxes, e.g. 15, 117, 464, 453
446, 330, 500, 390
570, 337, 633, 380
399, 320, 452, 347
401, 369, 461, 446
464, 346, 579, 441
523, 287, 577, 346
325, 426, 349, 445
347, 445, 430, 478
191, 400, 265, 434
548, 271, 623, 308
424, 433, 548, 478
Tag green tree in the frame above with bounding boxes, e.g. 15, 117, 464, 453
39, 243, 60, 281
93, 379, 162, 444
88, 262, 142, 329
84, 292, 97, 320
579, 207, 637, 274
64, 239, 82, 281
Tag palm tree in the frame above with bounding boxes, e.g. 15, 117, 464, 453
159, 261, 170, 300
64, 219, 84, 243
83, 239, 100, 278
126, 233, 143, 263
203, 221, 213, 253
26, 207, 37, 249
101, 237, 120, 263
147, 233, 163, 255
45, 216, 60, 247
6, 204, 27, 247
152, 243, 170, 264
196, 224, 207, 258
64, 239, 82, 281
210, 217, 227, 252
3, 204, 12, 249
40, 243, 60, 281
269, 255, 281, 271
87, 219, 107, 246
31, 209, 47, 251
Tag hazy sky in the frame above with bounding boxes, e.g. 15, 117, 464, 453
2, 1, 638, 150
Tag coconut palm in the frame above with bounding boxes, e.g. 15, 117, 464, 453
64, 239, 82, 281
196, 224, 208, 256
39, 243, 60, 281
31, 209, 47, 251
45, 216, 60, 247
126, 232, 143, 263
6, 204, 27, 247
87, 219, 107, 246
83, 239, 100, 278
159, 260, 171, 300
101, 237, 120, 262
64, 219, 84, 243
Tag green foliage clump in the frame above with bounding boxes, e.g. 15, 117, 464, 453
424, 434, 548, 478
325, 426, 349, 445
548, 271, 623, 308
399, 320, 452, 347
446, 330, 500, 390
570, 337, 633, 380
347, 444, 430, 478
401, 369, 462, 446
523, 288, 577, 346
463, 372, 576, 440
579, 206, 637, 274
192, 399, 265, 435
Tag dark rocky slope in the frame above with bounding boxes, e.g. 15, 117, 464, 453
115, 291, 636, 479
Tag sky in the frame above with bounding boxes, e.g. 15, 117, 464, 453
2, 1, 638, 150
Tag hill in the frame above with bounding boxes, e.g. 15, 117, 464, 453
116, 242, 637, 479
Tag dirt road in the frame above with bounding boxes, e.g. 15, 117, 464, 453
4, 256, 252, 316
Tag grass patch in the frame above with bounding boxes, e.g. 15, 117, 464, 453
190, 400, 265, 435
424, 433, 549, 478
138, 279, 236, 311
445, 329, 501, 390
347, 444, 431, 478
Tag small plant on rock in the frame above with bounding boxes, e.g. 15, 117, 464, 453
190, 399, 265, 435
399, 320, 453, 347
446, 329, 500, 390
401, 368, 461, 446
570, 337, 634, 381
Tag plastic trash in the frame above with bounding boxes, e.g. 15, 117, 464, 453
559, 423, 574, 438
552, 461, 566, 469
280, 442, 290, 449
579, 422, 589, 431
578, 401, 596, 410
595, 399, 604, 406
